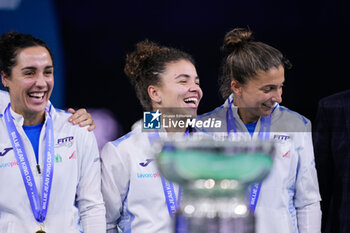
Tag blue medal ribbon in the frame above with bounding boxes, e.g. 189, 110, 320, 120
4, 104, 54, 223
148, 129, 188, 217
226, 98, 272, 214
160, 176, 179, 216
248, 183, 263, 214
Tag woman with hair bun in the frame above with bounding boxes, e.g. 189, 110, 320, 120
198, 28, 321, 233
101, 40, 203, 233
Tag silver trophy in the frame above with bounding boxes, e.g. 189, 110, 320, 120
156, 138, 275, 233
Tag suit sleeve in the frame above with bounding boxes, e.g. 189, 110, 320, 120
312, 99, 333, 231
101, 141, 131, 232
75, 128, 106, 233
294, 121, 322, 233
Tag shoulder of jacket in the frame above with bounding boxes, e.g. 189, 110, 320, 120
197, 104, 226, 120
109, 127, 147, 149
52, 110, 73, 127
0, 90, 9, 97
274, 105, 310, 126
52, 109, 93, 137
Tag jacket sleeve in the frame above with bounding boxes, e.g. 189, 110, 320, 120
75, 128, 106, 233
101, 141, 131, 232
294, 121, 322, 233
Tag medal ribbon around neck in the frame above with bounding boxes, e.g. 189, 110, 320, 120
4, 103, 54, 223
226, 98, 271, 139
148, 129, 189, 217
226, 98, 271, 214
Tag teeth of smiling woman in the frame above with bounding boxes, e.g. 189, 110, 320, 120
263, 103, 274, 109
184, 98, 197, 103
29, 93, 44, 98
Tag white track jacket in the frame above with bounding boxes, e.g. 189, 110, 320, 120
0, 90, 9, 111
101, 125, 181, 233
197, 94, 322, 233
0, 105, 106, 233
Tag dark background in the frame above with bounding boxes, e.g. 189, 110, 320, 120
5, 0, 350, 133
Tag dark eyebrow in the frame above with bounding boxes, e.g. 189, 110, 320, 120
21, 65, 54, 71
175, 74, 199, 80
259, 82, 284, 90
21, 66, 37, 71
261, 84, 277, 88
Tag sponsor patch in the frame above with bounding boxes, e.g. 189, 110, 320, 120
137, 171, 160, 179
273, 134, 290, 141
55, 136, 74, 148
139, 159, 154, 167
282, 150, 291, 158
55, 154, 63, 163
69, 151, 77, 160
0, 147, 13, 157
0, 160, 18, 169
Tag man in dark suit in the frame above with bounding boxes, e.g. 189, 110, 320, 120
313, 89, 350, 233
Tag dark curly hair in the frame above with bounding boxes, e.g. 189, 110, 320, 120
0, 31, 53, 78
124, 40, 195, 110
219, 28, 292, 99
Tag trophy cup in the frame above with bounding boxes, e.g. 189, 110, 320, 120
156, 138, 275, 233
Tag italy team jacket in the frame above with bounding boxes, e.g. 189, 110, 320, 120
0, 105, 106, 233
197, 94, 322, 233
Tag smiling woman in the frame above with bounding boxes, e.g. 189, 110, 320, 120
0, 31, 105, 233
123, 40, 202, 117
2, 46, 54, 126
198, 28, 322, 233
150, 59, 202, 117
101, 40, 203, 233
